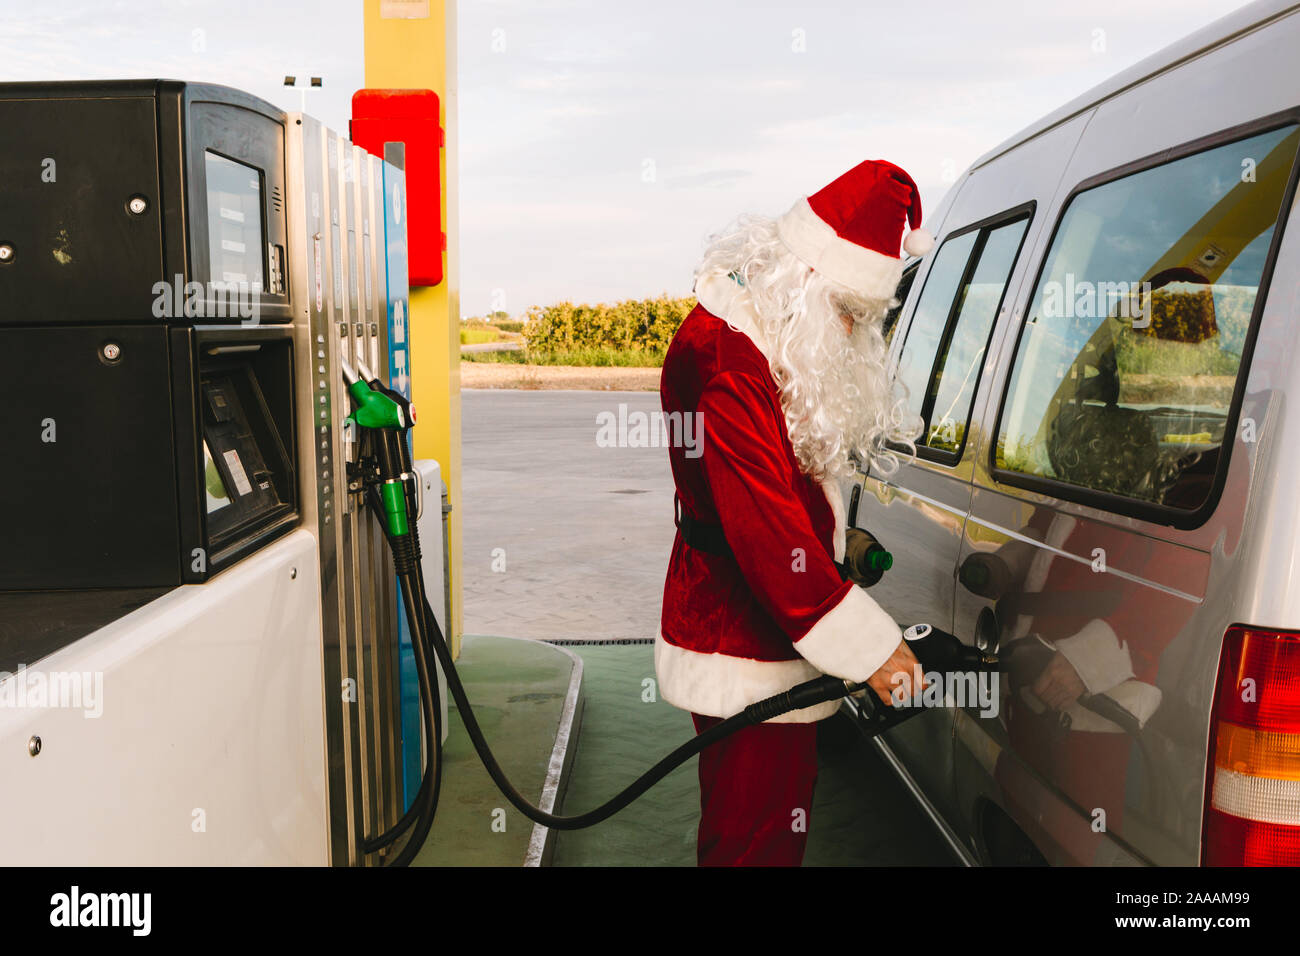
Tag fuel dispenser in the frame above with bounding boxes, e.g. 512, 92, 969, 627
0, 80, 441, 865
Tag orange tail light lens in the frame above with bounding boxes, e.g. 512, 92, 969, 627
1204, 626, 1300, 866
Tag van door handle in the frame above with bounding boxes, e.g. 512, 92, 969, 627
848, 481, 862, 527
975, 606, 1000, 656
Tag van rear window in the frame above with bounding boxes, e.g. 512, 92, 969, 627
994, 123, 1300, 518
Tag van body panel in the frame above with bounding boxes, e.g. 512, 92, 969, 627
862, 2, 1300, 864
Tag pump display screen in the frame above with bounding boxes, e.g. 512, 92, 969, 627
205, 151, 265, 293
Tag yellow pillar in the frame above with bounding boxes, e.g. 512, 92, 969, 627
363, 0, 462, 655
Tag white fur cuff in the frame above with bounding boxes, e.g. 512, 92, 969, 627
654, 634, 841, 723
1055, 619, 1136, 695
794, 585, 902, 683
1063, 679, 1164, 733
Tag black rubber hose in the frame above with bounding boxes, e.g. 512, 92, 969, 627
413, 583, 851, 831
357, 512, 426, 853
357, 488, 443, 865
383, 565, 442, 866
359, 465, 434, 852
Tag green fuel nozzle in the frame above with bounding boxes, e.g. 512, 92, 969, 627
339, 357, 416, 538
341, 357, 409, 430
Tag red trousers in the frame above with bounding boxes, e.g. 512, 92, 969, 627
691, 713, 819, 866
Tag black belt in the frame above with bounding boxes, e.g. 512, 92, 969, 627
674, 494, 851, 580
674, 495, 732, 558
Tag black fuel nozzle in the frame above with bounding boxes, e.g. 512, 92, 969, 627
845, 623, 997, 698
846, 622, 999, 736
838, 527, 893, 588
899, 622, 998, 672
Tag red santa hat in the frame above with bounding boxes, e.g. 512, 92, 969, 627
776, 158, 934, 300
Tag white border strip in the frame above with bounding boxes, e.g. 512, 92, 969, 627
523, 641, 585, 867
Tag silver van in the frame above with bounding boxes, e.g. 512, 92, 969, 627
851, 0, 1300, 866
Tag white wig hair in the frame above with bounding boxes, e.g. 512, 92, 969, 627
695, 214, 920, 481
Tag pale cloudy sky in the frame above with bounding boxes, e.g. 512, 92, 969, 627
0, 0, 1259, 314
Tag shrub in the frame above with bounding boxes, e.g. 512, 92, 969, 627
460, 328, 501, 345
523, 294, 694, 354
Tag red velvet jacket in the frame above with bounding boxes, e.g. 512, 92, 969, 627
656, 277, 901, 722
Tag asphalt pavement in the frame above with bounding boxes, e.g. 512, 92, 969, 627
460, 389, 675, 642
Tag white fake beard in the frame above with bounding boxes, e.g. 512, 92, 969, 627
769, 294, 898, 482
696, 215, 920, 482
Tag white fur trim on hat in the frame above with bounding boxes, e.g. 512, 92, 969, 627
776, 196, 905, 300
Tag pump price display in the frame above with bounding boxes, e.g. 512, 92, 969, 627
205, 151, 265, 291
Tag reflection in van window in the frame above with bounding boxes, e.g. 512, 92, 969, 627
996, 124, 1300, 510
883, 259, 920, 346
926, 218, 1029, 452
896, 231, 977, 427
894, 215, 1029, 456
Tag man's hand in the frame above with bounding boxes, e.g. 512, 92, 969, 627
1031, 652, 1086, 711
864, 638, 927, 707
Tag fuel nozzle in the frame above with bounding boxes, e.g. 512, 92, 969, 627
847, 622, 999, 737
900, 622, 998, 671
338, 359, 416, 537
839, 527, 893, 588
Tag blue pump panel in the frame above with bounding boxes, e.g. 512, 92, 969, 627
379, 148, 420, 809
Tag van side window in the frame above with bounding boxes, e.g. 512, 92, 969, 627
894, 212, 1031, 459
994, 123, 1300, 516
883, 259, 921, 346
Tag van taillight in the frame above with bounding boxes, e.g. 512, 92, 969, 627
1203, 626, 1300, 866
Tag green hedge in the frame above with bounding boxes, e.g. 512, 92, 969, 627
523, 295, 694, 354
462, 347, 665, 367
460, 328, 501, 345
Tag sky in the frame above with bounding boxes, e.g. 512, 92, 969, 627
0, 0, 1260, 315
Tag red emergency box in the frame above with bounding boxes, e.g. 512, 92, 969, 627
351, 88, 445, 287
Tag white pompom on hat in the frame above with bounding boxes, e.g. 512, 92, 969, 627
903, 227, 934, 257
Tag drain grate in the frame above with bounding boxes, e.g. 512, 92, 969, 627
544, 637, 655, 647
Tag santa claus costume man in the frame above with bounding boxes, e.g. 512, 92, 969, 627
657, 159, 935, 866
